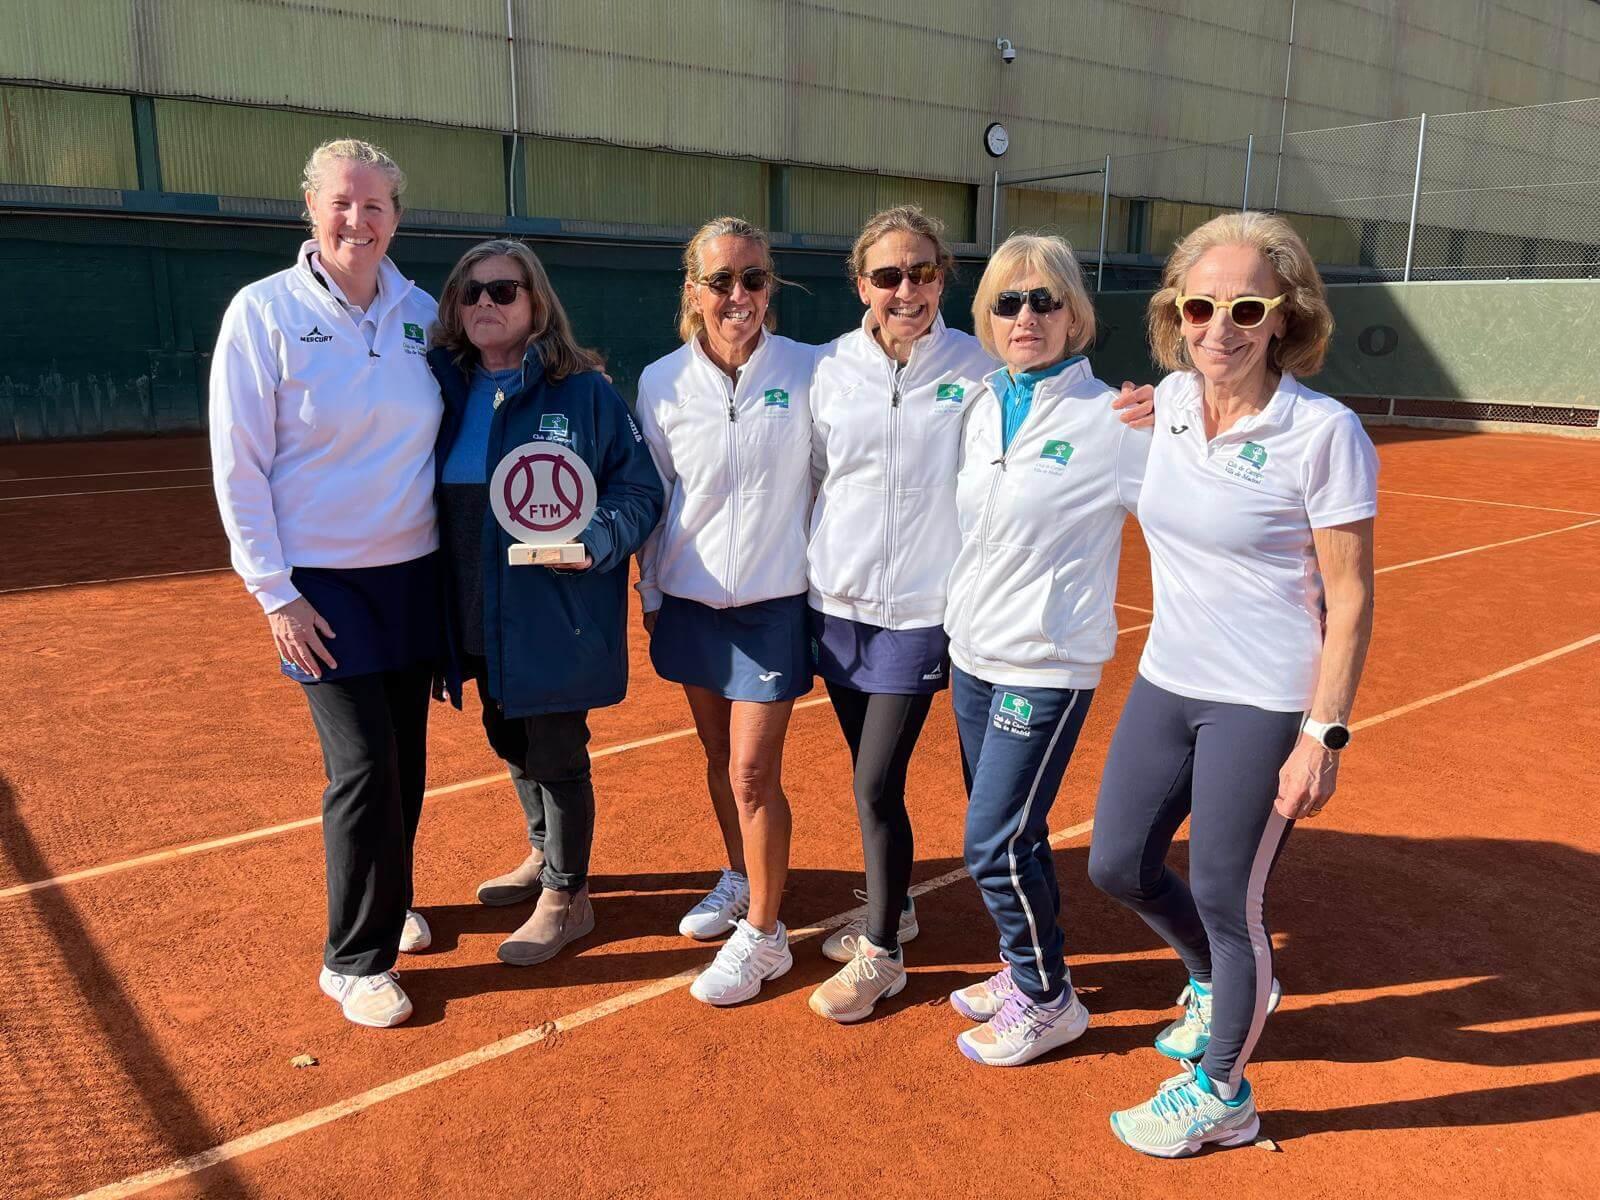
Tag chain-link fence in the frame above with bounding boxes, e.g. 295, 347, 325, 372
995, 96, 1600, 284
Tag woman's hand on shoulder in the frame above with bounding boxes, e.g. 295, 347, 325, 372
1113, 381, 1156, 428
1274, 734, 1339, 819
267, 597, 338, 679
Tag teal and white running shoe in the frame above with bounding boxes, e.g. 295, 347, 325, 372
1154, 976, 1282, 1060
1109, 1062, 1260, 1158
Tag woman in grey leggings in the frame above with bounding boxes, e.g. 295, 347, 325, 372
1089, 213, 1376, 1157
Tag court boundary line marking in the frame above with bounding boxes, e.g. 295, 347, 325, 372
1374, 518, 1600, 576
0, 467, 210, 484
72, 817, 1098, 1200
1378, 488, 1600, 519
0, 567, 230, 597
0, 483, 211, 502
72, 629, 1600, 1198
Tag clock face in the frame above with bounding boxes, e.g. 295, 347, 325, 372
985, 122, 1010, 157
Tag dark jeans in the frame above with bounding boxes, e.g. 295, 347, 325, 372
468, 655, 595, 892
300, 662, 433, 976
824, 680, 934, 951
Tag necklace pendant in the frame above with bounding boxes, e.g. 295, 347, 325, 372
493, 388, 506, 410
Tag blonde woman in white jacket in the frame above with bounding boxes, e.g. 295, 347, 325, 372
634, 216, 815, 1006
944, 235, 1152, 1067
805, 211, 1155, 1024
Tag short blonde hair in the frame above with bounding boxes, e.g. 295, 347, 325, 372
432, 239, 603, 383
848, 204, 956, 281
1148, 212, 1333, 376
677, 216, 779, 344
971, 234, 1096, 360
300, 138, 406, 228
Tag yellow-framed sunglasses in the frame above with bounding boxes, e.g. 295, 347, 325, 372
1174, 293, 1286, 329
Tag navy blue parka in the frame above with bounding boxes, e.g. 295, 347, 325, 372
429, 345, 664, 718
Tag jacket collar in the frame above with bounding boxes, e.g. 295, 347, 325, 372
981, 354, 1093, 401
858, 311, 949, 365
428, 342, 545, 409
293, 239, 415, 325
1172, 369, 1299, 438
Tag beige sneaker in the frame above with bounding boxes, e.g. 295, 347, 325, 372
476, 846, 547, 906
318, 967, 413, 1028
808, 936, 908, 1023
498, 884, 595, 966
821, 892, 919, 964
398, 909, 431, 953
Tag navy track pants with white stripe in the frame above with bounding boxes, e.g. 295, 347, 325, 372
951, 666, 1095, 1003
1089, 674, 1301, 1089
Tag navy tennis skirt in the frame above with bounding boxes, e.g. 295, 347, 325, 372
810, 607, 951, 695
650, 592, 811, 703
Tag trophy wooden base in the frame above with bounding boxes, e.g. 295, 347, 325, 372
508, 542, 587, 566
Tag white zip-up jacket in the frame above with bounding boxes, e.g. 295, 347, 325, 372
635, 331, 815, 612
210, 241, 441, 613
946, 358, 1152, 689
808, 314, 995, 629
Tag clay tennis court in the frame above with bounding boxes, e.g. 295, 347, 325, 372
1, 426, 1596, 1199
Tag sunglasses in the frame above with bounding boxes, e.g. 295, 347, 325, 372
462, 278, 527, 306
698, 267, 771, 295
992, 288, 1064, 318
863, 262, 941, 290
1175, 294, 1286, 329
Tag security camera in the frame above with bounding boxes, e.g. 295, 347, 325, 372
996, 37, 1017, 64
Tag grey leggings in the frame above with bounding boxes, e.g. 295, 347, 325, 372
1088, 675, 1302, 1089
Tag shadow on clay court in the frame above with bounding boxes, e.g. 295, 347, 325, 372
0, 774, 246, 1193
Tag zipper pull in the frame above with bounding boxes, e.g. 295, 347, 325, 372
727, 397, 738, 423
990, 456, 1006, 471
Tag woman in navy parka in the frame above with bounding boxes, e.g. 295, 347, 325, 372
428, 239, 663, 967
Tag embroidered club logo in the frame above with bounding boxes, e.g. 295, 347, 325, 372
1238, 442, 1268, 468
403, 323, 425, 344
936, 384, 965, 402
540, 413, 571, 438
299, 326, 333, 343
763, 389, 790, 410
999, 692, 1033, 723
1040, 440, 1075, 465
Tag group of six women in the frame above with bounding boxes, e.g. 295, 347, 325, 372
211, 138, 1377, 1158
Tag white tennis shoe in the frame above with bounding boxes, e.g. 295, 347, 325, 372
689, 918, 792, 1006
318, 967, 413, 1028
821, 892, 919, 963
398, 909, 431, 953
1110, 1062, 1260, 1157
955, 986, 1089, 1067
678, 868, 751, 940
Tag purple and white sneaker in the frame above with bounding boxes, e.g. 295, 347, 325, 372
956, 986, 1090, 1067
949, 965, 1020, 1021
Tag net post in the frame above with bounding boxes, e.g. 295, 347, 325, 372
1242, 133, 1254, 212
1097, 155, 1111, 292
1404, 113, 1427, 282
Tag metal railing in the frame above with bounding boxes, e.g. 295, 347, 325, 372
993, 96, 1600, 285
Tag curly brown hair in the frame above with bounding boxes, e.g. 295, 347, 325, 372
1147, 212, 1334, 377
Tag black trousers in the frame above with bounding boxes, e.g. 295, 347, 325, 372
300, 662, 433, 976
825, 680, 935, 951
468, 656, 595, 893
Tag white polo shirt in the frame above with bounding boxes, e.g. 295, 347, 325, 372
1137, 370, 1378, 712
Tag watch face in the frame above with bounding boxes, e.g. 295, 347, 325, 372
984, 122, 1009, 157
1324, 724, 1351, 751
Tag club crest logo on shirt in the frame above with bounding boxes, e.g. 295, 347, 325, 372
403, 323, 425, 344
537, 413, 572, 443
763, 389, 790, 412
1238, 442, 1268, 468
1225, 440, 1269, 486
299, 326, 333, 343
1034, 438, 1076, 477
933, 383, 966, 413
994, 691, 1035, 737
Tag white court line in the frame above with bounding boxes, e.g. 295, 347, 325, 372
1114, 601, 1153, 614
1375, 518, 1600, 576
0, 567, 229, 597
0, 697, 832, 903
75, 818, 1096, 1200
1379, 488, 1600, 519
0, 484, 211, 502
0, 467, 209, 484
68, 634, 1600, 1198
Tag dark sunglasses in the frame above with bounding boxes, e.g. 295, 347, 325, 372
698, 267, 771, 295
462, 278, 527, 306
1175, 293, 1286, 329
992, 288, 1064, 318
863, 262, 941, 290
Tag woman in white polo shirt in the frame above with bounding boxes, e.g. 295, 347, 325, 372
943, 234, 1151, 1067
635, 216, 815, 1006
1089, 212, 1376, 1157
211, 139, 442, 1030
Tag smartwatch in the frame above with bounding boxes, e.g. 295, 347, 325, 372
1302, 717, 1351, 752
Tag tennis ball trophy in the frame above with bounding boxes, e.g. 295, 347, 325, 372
489, 441, 597, 566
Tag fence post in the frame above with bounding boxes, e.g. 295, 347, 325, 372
1242, 133, 1254, 212
990, 170, 1001, 251
1403, 113, 1428, 282
1097, 154, 1111, 291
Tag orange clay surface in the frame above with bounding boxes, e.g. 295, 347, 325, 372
0, 428, 1596, 1200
